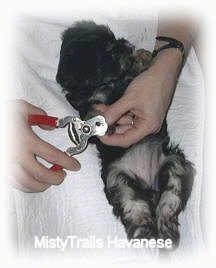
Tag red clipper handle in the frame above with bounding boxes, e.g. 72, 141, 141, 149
28, 114, 67, 172
28, 114, 63, 171
50, 164, 63, 171
28, 115, 58, 127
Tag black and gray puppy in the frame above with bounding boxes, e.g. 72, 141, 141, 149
56, 21, 194, 249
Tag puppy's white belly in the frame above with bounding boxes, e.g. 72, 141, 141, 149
114, 141, 165, 187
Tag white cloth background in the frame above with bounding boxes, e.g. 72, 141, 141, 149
10, 12, 205, 264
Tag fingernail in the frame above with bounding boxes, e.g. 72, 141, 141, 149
63, 170, 67, 178
71, 161, 81, 171
75, 164, 81, 171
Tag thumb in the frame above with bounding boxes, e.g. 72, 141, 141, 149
103, 95, 133, 125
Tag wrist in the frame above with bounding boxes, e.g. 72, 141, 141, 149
150, 48, 182, 79
152, 36, 185, 65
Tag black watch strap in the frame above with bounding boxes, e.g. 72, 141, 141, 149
152, 36, 186, 65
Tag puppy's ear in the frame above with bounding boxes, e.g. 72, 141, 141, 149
56, 21, 118, 89
56, 45, 97, 87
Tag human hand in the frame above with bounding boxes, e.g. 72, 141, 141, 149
8, 100, 81, 192
95, 49, 182, 148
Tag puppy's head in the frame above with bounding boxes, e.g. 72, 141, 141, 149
56, 21, 152, 117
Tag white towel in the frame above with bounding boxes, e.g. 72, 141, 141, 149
10, 13, 205, 264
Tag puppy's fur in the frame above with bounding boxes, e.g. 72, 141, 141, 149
56, 21, 194, 249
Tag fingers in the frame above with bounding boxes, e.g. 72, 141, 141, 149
100, 129, 144, 148
15, 112, 81, 172
115, 124, 133, 134
12, 99, 47, 120
21, 100, 56, 130
94, 101, 146, 147
9, 99, 82, 193
19, 152, 67, 186
116, 114, 134, 125
11, 100, 55, 130
10, 100, 54, 132
94, 104, 134, 126
100, 119, 157, 148
11, 145, 75, 192
102, 95, 134, 125
30, 132, 81, 171
10, 164, 51, 193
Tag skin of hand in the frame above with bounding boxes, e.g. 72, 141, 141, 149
95, 16, 194, 148
8, 100, 81, 193
95, 49, 182, 148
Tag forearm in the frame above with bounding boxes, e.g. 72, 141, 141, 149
151, 16, 196, 78
156, 16, 194, 55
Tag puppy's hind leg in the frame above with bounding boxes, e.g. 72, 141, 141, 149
105, 167, 157, 240
156, 152, 194, 248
